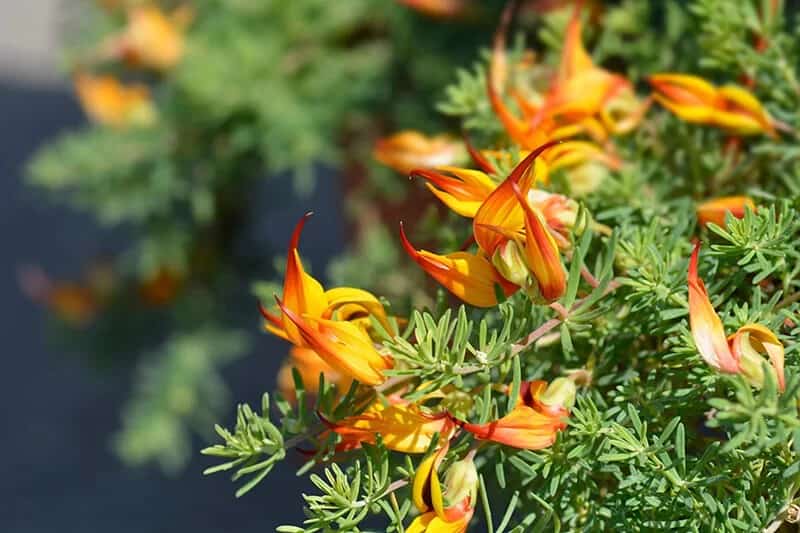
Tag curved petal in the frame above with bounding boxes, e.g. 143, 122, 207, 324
333, 401, 453, 454
731, 323, 785, 392
687, 242, 739, 373
461, 404, 565, 450
323, 286, 391, 331
277, 300, 390, 386
511, 182, 566, 302
278, 213, 327, 346
473, 143, 555, 255
413, 167, 495, 218
400, 224, 516, 307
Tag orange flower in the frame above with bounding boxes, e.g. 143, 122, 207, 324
408, 443, 477, 533
402, 144, 567, 306
696, 196, 755, 228
649, 74, 777, 136
396, 0, 472, 18
277, 346, 353, 404
688, 242, 785, 390
488, 2, 647, 148
457, 380, 572, 450
264, 213, 393, 385
138, 268, 183, 306
411, 167, 496, 218
109, 5, 192, 71
375, 131, 466, 175
74, 73, 155, 128
329, 396, 455, 453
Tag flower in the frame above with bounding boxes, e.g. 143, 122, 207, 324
408, 443, 477, 533
375, 131, 466, 175
402, 144, 567, 306
329, 396, 455, 453
107, 5, 192, 71
688, 242, 785, 391
411, 167, 496, 218
74, 73, 156, 128
649, 74, 777, 136
264, 213, 393, 385
696, 196, 755, 228
457, 380, 572, 449
396, 0, 472, 19
488, 2, 647, 148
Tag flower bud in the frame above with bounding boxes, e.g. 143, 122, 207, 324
442, 454, 478, 510
538, 377, 577, 413
491, 239, 530, 287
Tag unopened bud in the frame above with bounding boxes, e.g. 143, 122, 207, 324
443, 454, 478, 508
492, 240, 529, 287
539, 377, 577, 412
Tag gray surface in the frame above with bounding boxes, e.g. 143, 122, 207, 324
0, 80, 346, 532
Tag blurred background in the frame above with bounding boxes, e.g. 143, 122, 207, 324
1, 2, 336, 531
0, 1, 509, 530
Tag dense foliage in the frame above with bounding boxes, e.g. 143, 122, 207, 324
200, 1, 800, 531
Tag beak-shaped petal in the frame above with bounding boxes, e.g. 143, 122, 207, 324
277, 213, 328, 346
697, 196, 755, 228
331, 400, 454, 453
277, 300, 391, 386
414, 167, 496, 218
400, 224, 517, 307
650, 73, 776, 136
511, 183, 567, 302
374, 131, 464, 174
687, 242, 740, 374
473, 143, 554, 255
458, 380, 568, 450
114, 5, 186, 71
730, 324, 785, 392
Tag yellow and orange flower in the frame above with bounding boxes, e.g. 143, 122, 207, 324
457, 379, 572, 450
488, 2, 647, 148
374, 131, 466, 175
107, 5, 192, 71
396, 0, 473, 19
408, 443, 477, 533
277, 346, 353, 404
74, 73, 155, 128
402, 144, 567, 307
264, 213, 393, 386
688, 242, 785, 391
696, 196, 755, 228
649, 74, 777, 136
328, 396, 455, 454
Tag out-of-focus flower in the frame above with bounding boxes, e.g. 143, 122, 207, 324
375, 131, 466, 175
264, 213, 393, 385
488, 3, 647, 148
396, 0, 473, 19
649, 74, 777, 137
18, 263, 116, 326
688, 242, 785, 391
408, 443, 477, 532
74, 73, 156, 128
138, 268, 183, 306
277, 346, 353, 404
456, 379, 572, 449
329, 396, 455, 453
402, 144, 568, 306
107, 5, 192, 71
696, 196, 755, 228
